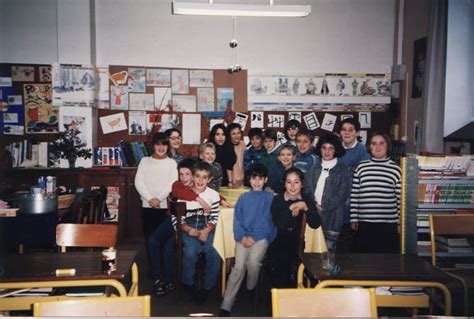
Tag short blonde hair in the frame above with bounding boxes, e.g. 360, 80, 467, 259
198, 142, 216, 154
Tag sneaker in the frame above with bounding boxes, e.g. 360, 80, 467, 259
218, 309, 231, 317
152, 279, 165, 296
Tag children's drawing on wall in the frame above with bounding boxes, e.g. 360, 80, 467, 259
62, 115, 87, 143
233, 112, 248, 130
303, 112, 320, 130
292, 78, 300, 95
11, 66, 34, 82
305, 78, 317, 95
351, 79, 359, 96
52, 64, 96, 107
0, 77, 12, 87
217, 88, 234, 112
110, 86, 129, 110
128, 111, 146, 135
128, 68, 146, 92
39, 66, 52, 82
360, 80, 376, 96
99, 112, 127, 134
358, 112, 371, 129
376, 80, 391, 96
250, 78, 267, 94
190, 70, 214, 87
276, 131, 287, 146
3, 125, 24, 135
288, 111, 302, 122
172, 95, 196, 112
110, 71, 129, 86
3, 113, 18, 123
171, 69, 189, 94
7, 95, 22, 105
154, 87, 172, 111
160, 114, 179, 132
197, 88, 215, 112
250, 111, 264, 128
411, 37, 427, 99
95, 67, 110, 109
24, 83, 58, 133
267, 114, 285, 128
146, 113, 161, 134
129, 93, 154, 111
277, 77, 289, 94
320, 79, 329, 95
146, 69, 170, 86
336, 79, 345, 96
321, 113, 337, 132
340, 114, 354, 122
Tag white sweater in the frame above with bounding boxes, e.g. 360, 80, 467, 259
134, 156, 178, 208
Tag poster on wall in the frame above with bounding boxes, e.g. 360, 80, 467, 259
129, 93, 154, 111
128, 111, 146, 135
146, 69, 170, 86
197, 88, 215, 112
100, 112, 127, 134
154, 87, 172, 111
190, 70, 214, 87
12, 66, 34, 82
128, 67, 146, 93
248, 72, 391, 111
52, 64, 96, 107
95, 66, 110, 109
171, 69, 189, 94
110, 86, 129, 110
217, 88, 234, 111
24, 83, 59, 133
173, 95, 196, 112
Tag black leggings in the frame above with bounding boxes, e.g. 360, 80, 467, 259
355, 222, 399, 254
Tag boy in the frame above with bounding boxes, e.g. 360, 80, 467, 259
337, 118, 370, 253
268, 145, 296, 194
199, 142, 223, 191
219, 163, 276, 316
293, 128, 316, 174
243, 127, 264, 172
259, 129, 279, 173
179, 162, 221, 304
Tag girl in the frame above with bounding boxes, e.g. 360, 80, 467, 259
227, 123, 246, 188
209, 124, 236, 187
165, 128, 183, 164
305, 133, 351, 252
282, 119, 302, 149
267, 167, 321, 288
350, 133, 401, 253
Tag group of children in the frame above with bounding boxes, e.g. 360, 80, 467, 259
134, 117, 401, 316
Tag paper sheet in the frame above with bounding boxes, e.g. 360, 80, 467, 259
182, 114, 201, 144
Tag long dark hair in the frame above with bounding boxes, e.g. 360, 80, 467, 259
209, 124, 227, 145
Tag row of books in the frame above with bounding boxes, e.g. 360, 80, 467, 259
6, 140, 49, 168
435, 235, 473, 253
416, 155, 472, 173
115, 140, 150, 167
417, 183, 474, 204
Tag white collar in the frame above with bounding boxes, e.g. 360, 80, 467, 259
343, 140, 358, 149
322, 158, 337, 171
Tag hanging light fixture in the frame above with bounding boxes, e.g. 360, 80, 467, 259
172, 0, 311, 18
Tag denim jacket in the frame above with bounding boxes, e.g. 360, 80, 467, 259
304, 158, 351, 235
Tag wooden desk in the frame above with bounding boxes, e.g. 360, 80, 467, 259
0, 249, 136, 311
299, 253, 454, 315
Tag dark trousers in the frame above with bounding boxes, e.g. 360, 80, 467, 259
336, 223, 356, 253
266, 231, 299, 288
141, 207, 168, 275
355, 222, 399, 254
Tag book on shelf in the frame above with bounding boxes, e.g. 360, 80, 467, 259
437, 243, 473, 253
454, 263, 474, 269
435, 235, 471, 247
416, 155, 472, 173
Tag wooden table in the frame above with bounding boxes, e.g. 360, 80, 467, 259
0, 249, 137, 311
298, 253, 454, 315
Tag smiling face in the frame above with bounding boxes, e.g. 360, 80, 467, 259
193, 169, 211, 193
370, 135, 388, 159
250, 136, 263, 149
153, 143, 168, 158
249, 175, 267, 191
200, 147, 216, 164
214, 128, 226, 145
296, 135, 312, 154
168, 131, 182, 151
230, 127, 242, 144
320, 143, 336, 161
263, 138, 276, 152
179, 167, 193, 187
279, 148, 295, 168
340, 122, 358, 147
285, 172, 303, 197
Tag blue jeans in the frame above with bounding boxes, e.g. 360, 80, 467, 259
181, 231, 221, 290
147, 218, 176, 284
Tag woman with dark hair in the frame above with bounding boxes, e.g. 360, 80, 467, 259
350, 132, 401, 253
227, 123, 246, 188
305, 133, 351, 252
164, 128, 183, 164
209, 124, 236, 187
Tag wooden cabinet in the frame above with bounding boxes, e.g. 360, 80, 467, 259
0, 168, 144, 244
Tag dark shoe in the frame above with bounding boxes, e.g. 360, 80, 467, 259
218, 309, 231, 317
195, 288, 210, 304
152, 279, 165, 296
182, 284, 195, 301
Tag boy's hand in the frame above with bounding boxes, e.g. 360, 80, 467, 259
197, 197, 211, 213
198, 227, 211, 242
148, 198, 160, 208
351, 222, 358, 231
188, 228, 200, 237
316, 204, 323, 213
220, 199, 234, 208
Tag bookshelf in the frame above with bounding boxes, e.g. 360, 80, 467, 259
401, 155, 474, 263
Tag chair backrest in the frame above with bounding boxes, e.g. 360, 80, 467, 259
33, 295, 151, 316
271, 288, 377, 317
429, 214, 474, 265
56, 223, 118, 251
168, 198, 187, 290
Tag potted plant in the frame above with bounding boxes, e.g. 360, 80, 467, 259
50, 129, 92, 168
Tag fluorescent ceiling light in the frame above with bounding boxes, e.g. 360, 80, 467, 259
172, 2, 311, 18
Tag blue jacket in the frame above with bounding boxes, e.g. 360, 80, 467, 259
268, 161, 290, 194
244, 146, 264, 171
233, 190, 277, 244
339, 142, 370, 171
294, 148, 316, 174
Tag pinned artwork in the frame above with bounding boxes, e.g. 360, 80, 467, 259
100, 112, 127, 134
359, 130, 368, 145
288, 112, 302, 123
173, 95, 196, 112
52, 64, 96, 107
128, 68, 146, 92
190, 70, 214, 87
146, 69, 170, 86
276, 131, 287, 146
340, 114, 354, 121
24, 84, 59, 133
359, 112, 371, 129
182, 114, 201, 145
7, 95, 22, 105
160, 114, 180, 132
3, 125, 24, 135
110, 86, 129, 110
172, 69, 189, 94
146, 113, 161, 134
267, 114, 285, 128
12, 66, 34, 82
233, 112, 248, 130
128, 111, 146, 135
95, 67, 110, 109
110, 71, 129, 86
0, 77, 13, 87
197, 88, 215, 112
250, 111, 264, 128
129, 93, 154, 111
217, 88, 234, 111
154, 88, 172, 111
321, 113, 337, 132
39, 66, 52, 82
209, 119, 224, 132
303, 112, 320, 130
3, 113, 18, 123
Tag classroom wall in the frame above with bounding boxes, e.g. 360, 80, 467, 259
1, 0, 397, 74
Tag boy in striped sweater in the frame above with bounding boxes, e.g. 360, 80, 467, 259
350, 133, 401, 253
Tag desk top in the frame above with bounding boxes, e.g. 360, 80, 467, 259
301, 253, 452, 283
0, 250, 136, 283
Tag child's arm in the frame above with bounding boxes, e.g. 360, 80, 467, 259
172, 181, 211, 212
181, 223, 200, 237
304, 195, 321, 229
